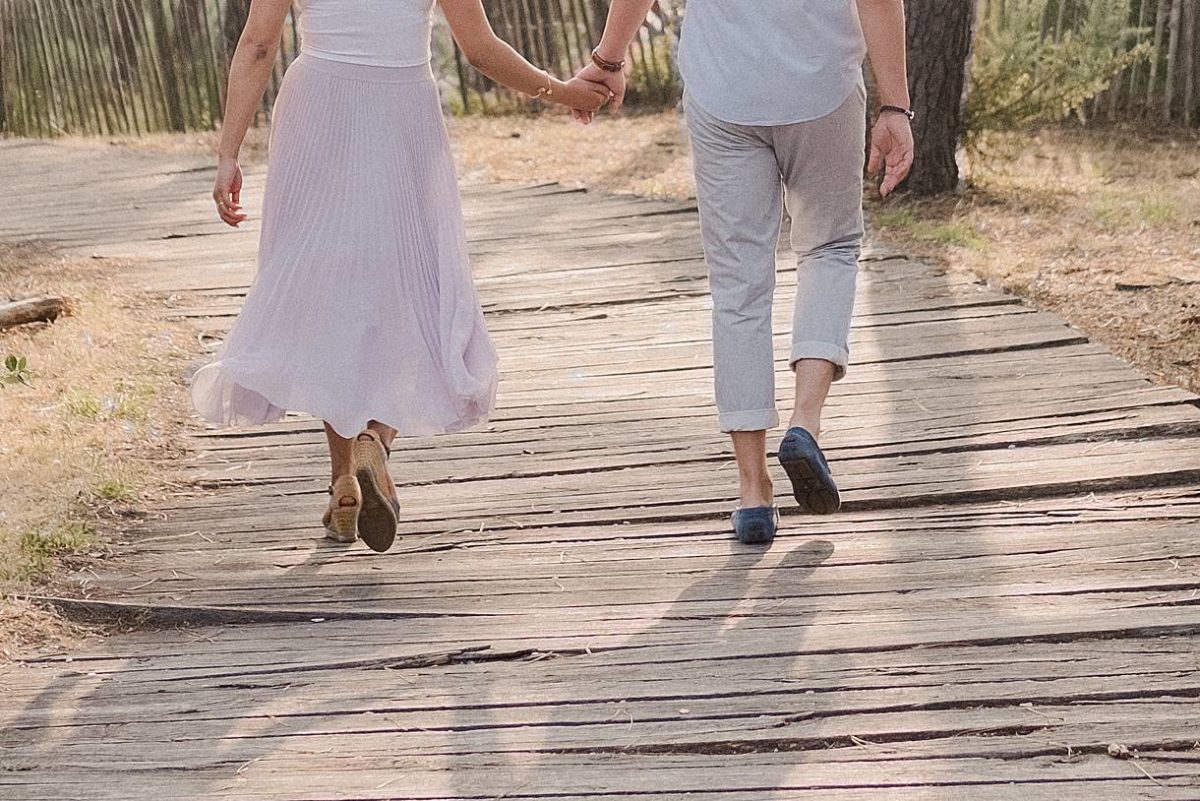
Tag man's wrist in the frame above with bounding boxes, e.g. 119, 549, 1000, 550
878, 104, 915, 121
591, 45, 626, 70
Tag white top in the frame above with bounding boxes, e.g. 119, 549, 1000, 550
294, 0, 435, 67
677, 0, 867, 126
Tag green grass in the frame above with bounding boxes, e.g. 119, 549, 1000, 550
1139, 198, 1178, 225
63, 383, 154, 423
91, 477, 137, 503
64, 391, 103, 420
1088, 195, 1179, 228
8, 521, 96, 583
872, 207, 987, 250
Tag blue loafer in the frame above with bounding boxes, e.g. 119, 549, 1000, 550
777, 427, 841, 514
731, 506, 779, 545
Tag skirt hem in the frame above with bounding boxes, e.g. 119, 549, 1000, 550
191, 360, 494, 440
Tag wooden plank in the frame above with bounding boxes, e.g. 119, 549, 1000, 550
2, 138, 1199, 800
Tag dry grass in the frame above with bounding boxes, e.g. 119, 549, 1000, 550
448, 110, 694, 199
871, 128, 1200, 393
0, 243, 199, 659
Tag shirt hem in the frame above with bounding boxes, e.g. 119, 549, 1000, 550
680, 70, 864, 127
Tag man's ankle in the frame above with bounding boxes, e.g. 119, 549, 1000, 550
787, 416, 821, 440
739, 476, 774, 508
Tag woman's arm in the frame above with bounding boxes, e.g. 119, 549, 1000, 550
212, 0, 292, 227
439, 0, 609, 111
857, 0, 914, 196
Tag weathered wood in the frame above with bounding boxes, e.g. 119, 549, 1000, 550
0, 294, 69, 330
2, 140, 1199, 799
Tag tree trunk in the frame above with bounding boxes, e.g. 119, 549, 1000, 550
902, 0, 977, 196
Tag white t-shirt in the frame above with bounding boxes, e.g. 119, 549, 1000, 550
294, 0, 435, 67
677, 0, 868, 126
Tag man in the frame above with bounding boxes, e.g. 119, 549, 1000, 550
577, 0, 914, 543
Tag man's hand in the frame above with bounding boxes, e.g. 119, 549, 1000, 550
867, 113, 914, 198
570, 61, 626, 124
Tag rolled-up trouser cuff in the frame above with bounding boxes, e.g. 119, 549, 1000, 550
719, 407, 780, 433
790, 341, 851, 382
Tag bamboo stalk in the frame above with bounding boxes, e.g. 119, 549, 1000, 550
453, 39, 471, 113
1126, 0, 1150, 114
98, 0, 139, 134
29, 0, 71, 132
5, 1, 31, 135
127, 0, 172, 130
12, 0, 36, 135
67, 0, 120, 134
29, 0, 68, 134
1148, 0, 1169, 111
1165, 0, 1182, 122
195, 0, 224, 126
1184, 0, 1196, 126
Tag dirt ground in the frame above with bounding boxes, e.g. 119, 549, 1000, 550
0, 244, 199, 658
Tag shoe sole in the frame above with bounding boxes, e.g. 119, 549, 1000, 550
323, 508, 358, 543
778, 444, 841, 515
354, 438, 398, 553
736, 521, 775, 545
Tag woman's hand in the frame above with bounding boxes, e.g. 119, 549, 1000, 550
213, 156, 247, 227
554, 76, 612, 115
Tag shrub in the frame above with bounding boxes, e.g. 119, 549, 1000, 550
967, 0, 1151, 145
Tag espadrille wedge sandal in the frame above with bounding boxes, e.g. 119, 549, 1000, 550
323, 474, 362, 543
353, 429, 400, 553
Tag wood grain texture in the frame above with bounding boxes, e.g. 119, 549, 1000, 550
1, 139, 1198, 800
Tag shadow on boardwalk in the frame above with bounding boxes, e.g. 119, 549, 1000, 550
2, 139, 1200, 799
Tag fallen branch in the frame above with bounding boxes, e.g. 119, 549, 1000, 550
0, 295, 71, 331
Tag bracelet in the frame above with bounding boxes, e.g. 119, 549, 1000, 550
879, 104, 915, 120
533, 70, 554, 99
590, 48, 625, 73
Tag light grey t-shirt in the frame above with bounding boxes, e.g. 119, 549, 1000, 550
677, 0, 867, 126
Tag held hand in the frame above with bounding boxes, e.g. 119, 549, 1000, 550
556, 76, 612, 115
868, 114, 914, 198
576, 62, 626, 113
212, 157, 246, 227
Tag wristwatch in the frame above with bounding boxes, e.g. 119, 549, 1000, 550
879, 104, 915, 121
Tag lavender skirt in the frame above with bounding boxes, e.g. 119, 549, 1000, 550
191, 55, 498, 438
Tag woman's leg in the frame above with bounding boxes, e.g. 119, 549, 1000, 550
324, 423, 354, 480
366, 420, 398, 452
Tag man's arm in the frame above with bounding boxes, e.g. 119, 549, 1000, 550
858, 0, 914, 196
576, 0, 657, 112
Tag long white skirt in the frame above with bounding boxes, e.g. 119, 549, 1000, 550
191, 54, 498, 438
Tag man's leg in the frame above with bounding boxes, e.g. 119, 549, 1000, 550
684, 96, 785, 510
773, 85, 868, 441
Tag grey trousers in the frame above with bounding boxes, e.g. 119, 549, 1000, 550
685, 85, 866, 432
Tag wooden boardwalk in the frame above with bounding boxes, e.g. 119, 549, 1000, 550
2, 139, 1200, 800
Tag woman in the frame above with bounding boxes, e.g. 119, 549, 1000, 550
193, 0, 609, 552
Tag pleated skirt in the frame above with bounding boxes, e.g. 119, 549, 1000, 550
191, 54, 498, 439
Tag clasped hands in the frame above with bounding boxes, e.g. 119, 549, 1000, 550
558, 62, 627, 123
